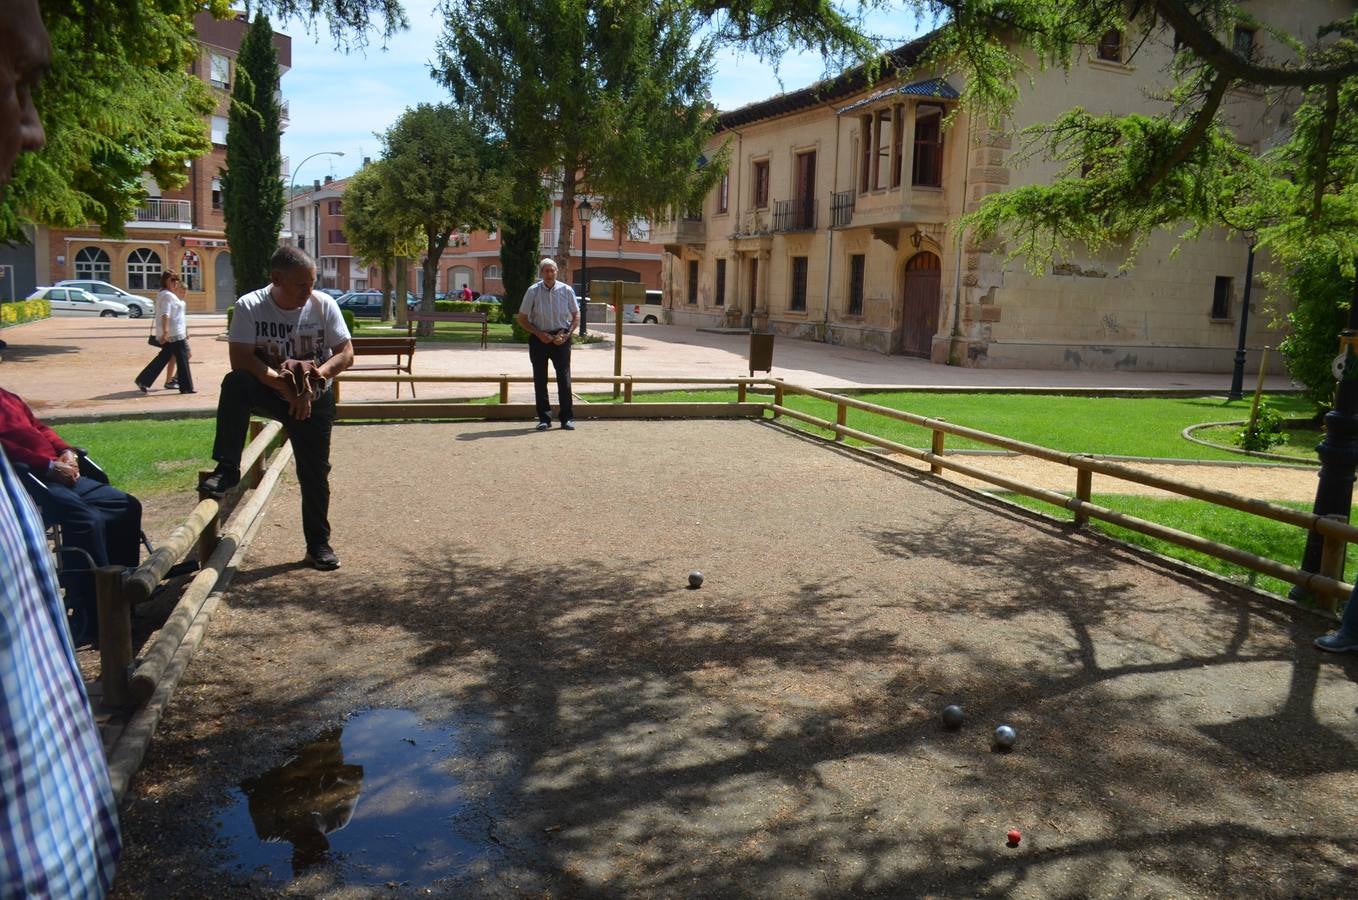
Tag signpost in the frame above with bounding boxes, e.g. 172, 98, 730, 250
591, 280, 645, 398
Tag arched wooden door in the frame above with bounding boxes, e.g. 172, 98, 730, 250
901, 252, 941, 357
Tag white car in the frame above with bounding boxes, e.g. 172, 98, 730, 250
55, 279, 153, 318
27, 286, 130, 317
622, 289, 665, 324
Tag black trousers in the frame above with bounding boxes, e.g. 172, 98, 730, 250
528, 335, 573, 422
26, 477, 141, 606
135, 339, 194, 392
212, 369, 335, 551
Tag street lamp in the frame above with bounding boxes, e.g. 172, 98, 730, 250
287, 150, 345, 251
1227, 241, 1257, 401
577, 197, 592, 336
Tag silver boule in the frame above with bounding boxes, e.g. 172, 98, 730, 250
688, 570, 704, 589
994, 724, 1018, 749
941, 704, 964, 729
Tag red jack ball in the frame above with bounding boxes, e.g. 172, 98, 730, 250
1006, 828, 1022, 846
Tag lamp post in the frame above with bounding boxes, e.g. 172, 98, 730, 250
577, 197, 592, 336
1227, 242, 1257, 401
287, 150, 345, 252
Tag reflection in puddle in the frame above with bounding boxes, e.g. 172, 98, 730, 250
217, 708, 499, 886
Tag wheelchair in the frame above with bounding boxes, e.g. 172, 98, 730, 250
14, 452, 153, 645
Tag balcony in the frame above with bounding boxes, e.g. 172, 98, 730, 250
830, 190, 855, 228
128, 198, 192, 228
847, 182, 951, 231
540, 229, 558, 256
650, 215, 705, 248
772, 198, 817, 233
733, 208, 771, 237
278, 98, 290, 125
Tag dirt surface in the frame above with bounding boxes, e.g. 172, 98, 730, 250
111, 420, 1357, 898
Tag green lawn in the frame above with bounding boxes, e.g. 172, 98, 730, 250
353, 319, 517, 344
55, 418, 216, 496
999, 492, 1350, 604
1193, 422, 1322, 461
583, 389, 1316, 462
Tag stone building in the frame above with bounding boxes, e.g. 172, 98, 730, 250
659, 9, 1333, 371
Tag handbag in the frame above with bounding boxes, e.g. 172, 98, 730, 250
147, 335, 160, 347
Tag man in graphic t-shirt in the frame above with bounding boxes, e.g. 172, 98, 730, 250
200, 246, 354, 570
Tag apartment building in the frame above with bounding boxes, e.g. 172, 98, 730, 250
286, 174, 381, 293
25, 13, 291, 312
660, 11, 1326, 371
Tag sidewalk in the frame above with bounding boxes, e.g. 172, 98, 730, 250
0, 315, 1297, 419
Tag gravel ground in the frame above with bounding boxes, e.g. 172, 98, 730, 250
110, 420, 1358, 898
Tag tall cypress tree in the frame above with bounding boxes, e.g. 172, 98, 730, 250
221, 12, 284, 298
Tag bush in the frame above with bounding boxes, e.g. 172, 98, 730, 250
1236, 403, 1286, 452
0, 298, 51, 326
432, 299, 502, 322
225, 304, 234, 329
1278, 254, 1352, 413
340, 308, 356, 335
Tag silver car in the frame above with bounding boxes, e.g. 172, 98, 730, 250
26, 286, 130, 317
55, 279, 153, 318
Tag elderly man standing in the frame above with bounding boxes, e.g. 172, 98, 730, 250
199, 246, 354, 570
1, 1, 122, 895
515, 258, 580, 431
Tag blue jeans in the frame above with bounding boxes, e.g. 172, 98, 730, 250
1337, 586, 1358, 637
25, 476, 141, 605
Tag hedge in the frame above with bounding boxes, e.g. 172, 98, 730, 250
433, 299, 503, 323
0, 298, 51, 327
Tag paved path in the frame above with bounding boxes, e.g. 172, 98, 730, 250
1, 315, 1296, 419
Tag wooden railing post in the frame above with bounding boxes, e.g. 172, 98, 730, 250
197, 511, 220, 567
95, 566, 133, 708
624, 377, 634, 403
246, 420, 265, 487
1318, 513, 1347, 613
738, 381, 748, 403
499, 375, 509, 404
332, 379, 341, 404
930, 422, 945, 475
774, 381, 784, 417
835, 402, 847, 441
1074, 467, 1093, 527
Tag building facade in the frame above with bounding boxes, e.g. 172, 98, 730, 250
29, 13, 291, 312
286, 174, 381, 293
659, 10, 1332, 371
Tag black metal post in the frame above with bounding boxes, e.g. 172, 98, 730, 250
1292, 268, 1358, 601
579, 219, 588, 336
1228, 243, 1256, 401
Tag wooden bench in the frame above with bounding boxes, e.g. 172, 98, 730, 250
407, 310, 489, 349
349, 336, 417, 397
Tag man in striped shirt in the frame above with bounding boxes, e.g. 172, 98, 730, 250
516, 258, 581, 431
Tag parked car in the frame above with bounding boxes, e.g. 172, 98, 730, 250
318, 288, 346, 299
622, 289, 665, 324
475, 293, 502, 305
27, 286, 130, 317
335, 290, 419, 318
54, 279, 152, 318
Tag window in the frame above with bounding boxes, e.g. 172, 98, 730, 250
714, 258, 726, 307
483, 264, 502, 280
211, 176, 222, 210
328, 229, 346, 244
180, 250, 201, 292
848, 254, 865, 315
1211, 276, 1232, 319
748, 257, 758, 307
717, 174, 729, 213
1233, 26, 1256, 60
859, 116, 872, 193
74, 247, 110, 281
873, 107, 891, 189
687, 259, 699, 304
126, 248, 162, 291
590, 216, 614, 239
210, 115, 227, 144
790, 257, 808, 311
629, 218, 650, 240
753, 160, 770, 208
1097, 29, 1123, 62
327, 199, 342, 216
209, 52, 230, 88
891, 105, 904, 188
912, 104, 944, 188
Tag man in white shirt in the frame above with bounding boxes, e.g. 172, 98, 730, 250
200, 247, 354, 570
515, 258, 580, 431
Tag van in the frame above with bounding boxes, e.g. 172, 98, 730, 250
623, 290, 666, 324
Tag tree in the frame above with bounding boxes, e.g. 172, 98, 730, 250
222, 12, 285, 297
436, 0, 726, 288
375, 103, 508, 335
342, 160, 423, 320
3, 1, 408, 245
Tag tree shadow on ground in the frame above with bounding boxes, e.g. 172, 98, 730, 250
116, 511, 1358, 897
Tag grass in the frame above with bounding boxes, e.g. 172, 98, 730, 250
1192, 423, 1321, 462
581, 389, 1316, 462
353, 319, 517, 344
997, 492, 1351, 603
56, 418, 216, 496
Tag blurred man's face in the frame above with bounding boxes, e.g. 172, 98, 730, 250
0, 0, 51, 185
271, 265, 317, 310
540, 263, 557, 286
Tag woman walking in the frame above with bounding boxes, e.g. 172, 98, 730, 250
134, 272, 195, 394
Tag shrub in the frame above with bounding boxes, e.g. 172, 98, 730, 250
1277, 253, 1352, 414
432, 300, 502, 322
225, 304, 234, 329
1236, 403, 1286, 452
340, 308, 356, 335
0, 298, 50, 326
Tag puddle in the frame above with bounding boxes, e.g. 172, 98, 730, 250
216, 708, 502, 886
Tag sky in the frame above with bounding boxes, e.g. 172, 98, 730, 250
277, 0, 927, 187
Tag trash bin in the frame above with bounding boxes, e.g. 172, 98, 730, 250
749, 332, 774, 376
